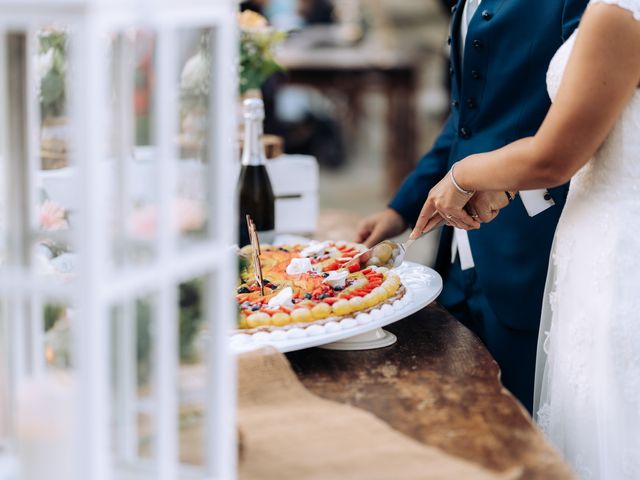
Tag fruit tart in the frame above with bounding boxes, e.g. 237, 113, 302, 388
235, 241, 405, 333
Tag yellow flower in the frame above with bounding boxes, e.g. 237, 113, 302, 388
238, 10, 268, 30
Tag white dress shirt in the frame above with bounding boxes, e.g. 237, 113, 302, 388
452, 0, 555, 270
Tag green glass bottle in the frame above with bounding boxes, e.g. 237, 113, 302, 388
238, 98, 275, 247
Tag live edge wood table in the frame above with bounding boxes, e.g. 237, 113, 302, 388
286, 303, 574, 480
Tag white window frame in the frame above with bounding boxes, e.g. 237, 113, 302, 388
0, 1, 238, 479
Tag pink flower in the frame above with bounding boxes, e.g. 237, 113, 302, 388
175, 198, 205, 233
128, 205, 158, 241
128, 198, 205, 240
39, 200, 68, 231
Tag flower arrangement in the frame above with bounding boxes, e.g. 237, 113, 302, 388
179, 11, 285, 99
238, 10, 286, 94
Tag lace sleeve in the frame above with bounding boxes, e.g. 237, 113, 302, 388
589, 0, 640, 20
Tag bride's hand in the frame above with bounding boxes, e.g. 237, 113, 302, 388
410, 172, 480, 239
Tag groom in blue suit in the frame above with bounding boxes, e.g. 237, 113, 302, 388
357, 0, 588, 413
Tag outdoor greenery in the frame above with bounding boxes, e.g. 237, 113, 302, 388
38, 29, 68, 118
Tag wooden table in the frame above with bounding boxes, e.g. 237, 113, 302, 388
278, 36, 420, 194
286, 303, 574, 479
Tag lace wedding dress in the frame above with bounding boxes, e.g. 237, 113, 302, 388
533, 1, 640, 478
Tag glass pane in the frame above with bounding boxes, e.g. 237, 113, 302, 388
177, 277, 207, 468
109, 279, 213, 476
34, 28, 76, 276
0, 295, 74, 479
0, 297, 10, 445
38, 28, 70, 172
176, 28, 214, 246
110, 294, 156, 474
42, 300, 72, 370
107, 30, 159, 270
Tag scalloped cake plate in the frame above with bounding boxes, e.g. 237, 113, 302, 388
230, 261, 443, 354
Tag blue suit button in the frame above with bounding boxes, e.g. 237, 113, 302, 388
481, 10, 493, 20
449, 66, 454, 76
472, 39, 482, 48
544, 192, 553, 201
451, 5, 457, 13
447, 36, 452, 45
466, 98, 476, 109
452, 100, 460, 108
471, 69, 480, 79
459, 127, 471, 139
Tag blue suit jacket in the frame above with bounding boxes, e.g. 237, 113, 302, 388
390, 0, 588, 331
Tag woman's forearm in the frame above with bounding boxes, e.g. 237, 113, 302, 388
454, 137, 572, 192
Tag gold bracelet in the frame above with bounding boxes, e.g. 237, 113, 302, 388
450, 163, 475, 197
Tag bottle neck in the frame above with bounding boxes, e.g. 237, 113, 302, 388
241, 118, 266, 166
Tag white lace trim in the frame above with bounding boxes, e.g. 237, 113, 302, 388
590, 0, 640, 20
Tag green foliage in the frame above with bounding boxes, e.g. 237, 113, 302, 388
239, 29, 286, 94
135, 279, 205, 384
238, 253, 250, 278
135, 299, 153, 385
38, 30, 68, 118
179, 279, 204, 364
41, 240, 70, 259
44, 303, 65, 331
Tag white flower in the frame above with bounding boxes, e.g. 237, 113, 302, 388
37, 48, 54, 79
180, 53, 209, 97
35, 251, 56, 276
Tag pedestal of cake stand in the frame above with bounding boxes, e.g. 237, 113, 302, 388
320, 328, 397, 351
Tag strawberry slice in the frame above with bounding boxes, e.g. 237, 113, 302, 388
323, 297, 339, 305
323, 261, 341, 272
347, 262, 361, 273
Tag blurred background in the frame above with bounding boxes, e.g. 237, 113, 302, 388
0, 3, 456, 477
240, 0, 454, 264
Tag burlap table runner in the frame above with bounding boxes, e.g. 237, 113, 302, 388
238, 347, 520, 480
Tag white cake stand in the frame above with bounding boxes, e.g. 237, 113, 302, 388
230, 262, 442, 353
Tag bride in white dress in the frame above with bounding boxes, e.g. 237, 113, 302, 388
409, 1, 640, 478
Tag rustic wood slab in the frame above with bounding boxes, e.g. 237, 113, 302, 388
286, 303, 574, 480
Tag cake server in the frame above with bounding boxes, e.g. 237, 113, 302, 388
345, 220, 443, 270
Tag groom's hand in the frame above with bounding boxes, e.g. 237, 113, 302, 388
466, 191, 511, 223
356, 208, 407, 248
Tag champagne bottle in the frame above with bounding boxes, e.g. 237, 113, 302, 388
238, 98, 275, 247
